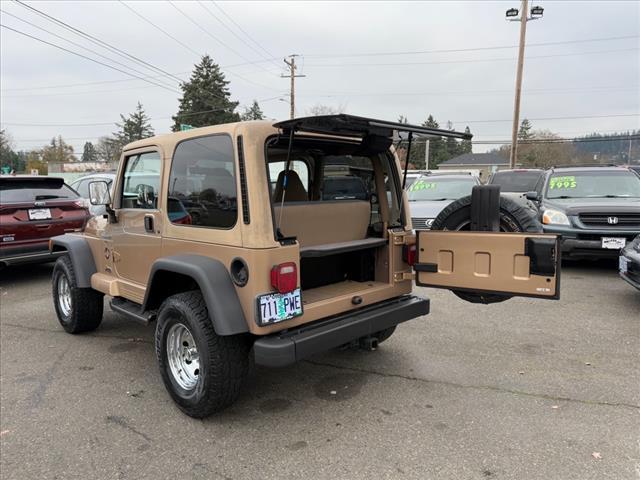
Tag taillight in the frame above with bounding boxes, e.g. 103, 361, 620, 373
403, 244, 417, 266
270, 262, 297, 293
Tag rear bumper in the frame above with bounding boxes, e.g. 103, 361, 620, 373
253, 295, 429, 367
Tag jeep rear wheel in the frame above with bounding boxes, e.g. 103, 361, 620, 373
430, 195, 542, 304
52, 255, 104, 333
155, 291, 250, 418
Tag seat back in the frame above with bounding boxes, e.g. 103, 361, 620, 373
273, 170, 308, 202
274, 200, 370, 247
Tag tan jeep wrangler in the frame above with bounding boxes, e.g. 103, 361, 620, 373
49, 115, 561, 418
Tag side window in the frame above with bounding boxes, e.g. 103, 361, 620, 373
268, 160, 309, 196
168, 135, 237, 228
120, 151, 161, 209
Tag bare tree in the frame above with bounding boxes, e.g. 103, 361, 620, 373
306, 103, 347, 116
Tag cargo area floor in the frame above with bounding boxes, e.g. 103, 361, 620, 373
302, 280, 387, 304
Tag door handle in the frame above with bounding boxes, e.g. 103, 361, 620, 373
144, 215, 154, 233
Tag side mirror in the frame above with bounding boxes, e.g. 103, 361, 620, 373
88, 181, 111, 206
136, 184, 156, 208
525, 191, 540, 201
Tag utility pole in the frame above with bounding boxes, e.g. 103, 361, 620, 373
281, 55, 306, 119
506, 2, 544, 168
424, 139, 430, 170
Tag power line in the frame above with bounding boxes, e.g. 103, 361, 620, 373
304, 34, 640, 58
454, 113, 640, 124
0, 24, 179, 93
298, 85, 639, 98
0, 8, 177, 90
303, 47, 639, 68
196, 0, 281, 74
117, 0, 202, 58
473, 135, 640, 145
210, 1, 280, 64
1, 96, 284, 128
166, 0, 281, 91
0, 57, 279, 92
13, 0, 184, 84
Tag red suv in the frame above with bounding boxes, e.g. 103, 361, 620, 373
0, 176, 90, 267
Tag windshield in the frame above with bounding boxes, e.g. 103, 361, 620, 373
407, 177, 475, 201
545, 171, 640, 199
489, 171, 542, 192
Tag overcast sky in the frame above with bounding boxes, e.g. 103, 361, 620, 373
1, 0, 638, 154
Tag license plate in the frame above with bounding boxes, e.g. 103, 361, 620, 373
619, 256, 629, 274
258, 289, 303, 325
601, 237, 626, 249
28, 208, 51, 220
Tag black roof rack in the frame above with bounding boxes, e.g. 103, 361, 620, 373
274, 114, 472, 141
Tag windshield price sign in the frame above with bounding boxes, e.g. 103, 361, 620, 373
549, 176, 577, 189
410, 180, 436, 191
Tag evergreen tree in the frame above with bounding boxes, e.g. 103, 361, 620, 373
114, 102, 154, 145
172, 55, 239, 131
461, 126, 473, 154
518, 118, 533, 140
423, 115, 448, 168
240, 100, 265, 121
81, 141, 98, 162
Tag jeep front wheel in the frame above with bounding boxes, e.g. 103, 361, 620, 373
155, 291, 250, 418
52, 255, 104, 333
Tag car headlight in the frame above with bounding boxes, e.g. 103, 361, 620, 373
542, 209, 570, 226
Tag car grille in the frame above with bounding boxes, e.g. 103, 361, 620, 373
579, 213, 640, 228
412, 217, 433, 230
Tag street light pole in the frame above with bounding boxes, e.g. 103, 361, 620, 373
506, 2, 543, 168
509, 0, 529, 168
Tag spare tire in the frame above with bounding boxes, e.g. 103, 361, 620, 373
430, 194, 542, 304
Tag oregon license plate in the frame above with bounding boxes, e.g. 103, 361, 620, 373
28, 208, 51, 220
258, 289, 303, 325
602, 237, 625, 249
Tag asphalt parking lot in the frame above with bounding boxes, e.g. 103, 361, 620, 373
0, 261, 638, 480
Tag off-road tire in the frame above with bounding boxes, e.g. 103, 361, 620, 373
52, 254, 104, 333
155, 291, 250, 418
430, 194, 542, 305
373, 326, 396, 344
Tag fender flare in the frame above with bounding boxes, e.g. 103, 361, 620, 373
50, 235, 97, 288
143, 254, 248, 336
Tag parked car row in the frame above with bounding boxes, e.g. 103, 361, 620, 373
408, 165, 640, 264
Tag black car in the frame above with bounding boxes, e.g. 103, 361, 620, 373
528, 166, 640, 259
487, 168, 544, 193
619, 235, 640, 290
